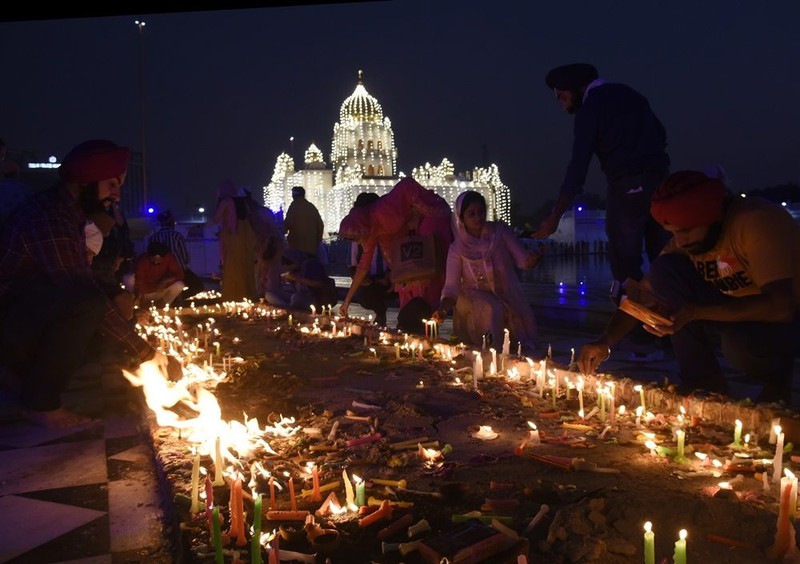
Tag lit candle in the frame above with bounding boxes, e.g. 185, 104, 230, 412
773, 425, 785, 483
643, 521, 655, 564
577, 377, 584, 419
251, 493, 262, 564
190, 449, 201, 514
733, 419, 743, 448
502, 329, 510, 357
354, 475, 366, 507
676, 429, 686, 460
635, 384, 646, 413
527, 422, 540, 446
212, 506, 224, 564
289, 476, 297, 511
395, 342, 400, 360
490, 348, 497, 375
473, 352, 483, 391
343, 468, 355, 507
569, 347, 575, 368
673, 529, 687, 564
482, 334, 486, 351
517, 341, 521, 357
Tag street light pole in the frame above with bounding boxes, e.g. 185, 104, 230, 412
135, 19, 147, 216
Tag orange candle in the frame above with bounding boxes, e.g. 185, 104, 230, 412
289, 477, 297, 511
234, 477, 246, 546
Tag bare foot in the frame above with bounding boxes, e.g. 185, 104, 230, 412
22, 407, 98, 429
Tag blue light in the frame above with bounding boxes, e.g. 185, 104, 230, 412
147, 207, 155, 214
577, 206, 583, 212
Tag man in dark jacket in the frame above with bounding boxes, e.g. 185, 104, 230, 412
534, 63, 671, 291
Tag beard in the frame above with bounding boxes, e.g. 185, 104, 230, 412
78, 183, 109, 215
565, 88, 583, 114
681, 222, 723, 255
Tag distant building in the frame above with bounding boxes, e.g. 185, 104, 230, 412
263, 71, 511, 237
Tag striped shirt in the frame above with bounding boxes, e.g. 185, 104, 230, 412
0, 185, 153, 361
148, 228, 190, 270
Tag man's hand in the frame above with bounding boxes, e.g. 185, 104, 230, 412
339, 302, 350, 318
577, 341, 612, 375
531, 213, 560, 239
151, 350, 183, 382
644, 304, 693, 337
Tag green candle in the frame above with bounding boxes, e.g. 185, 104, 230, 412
212, 506, 224, 564
643, 521, 655, 564
673, 529, 687, 564
251, 493, 262, 564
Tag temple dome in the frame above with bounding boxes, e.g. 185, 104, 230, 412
339, 70, 384, 124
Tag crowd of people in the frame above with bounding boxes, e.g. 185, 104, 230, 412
0, 61, 797, 428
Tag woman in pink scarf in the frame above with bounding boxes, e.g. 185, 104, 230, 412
432, 190, 542, 354
339, 177, 452, 325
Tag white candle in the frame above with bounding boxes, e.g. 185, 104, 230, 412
190, 449, 201, 513
213, 436, 225, 486
773, 424, 785, 483
502, 329, 510, 357
473, 352, 483, 391
490, 348, 497, 375
527, 422, 540, 446
676, 429, 685, 459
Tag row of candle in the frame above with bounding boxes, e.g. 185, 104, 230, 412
643, 522, 687, 564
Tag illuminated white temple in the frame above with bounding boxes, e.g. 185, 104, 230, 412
262, 71, 511, 236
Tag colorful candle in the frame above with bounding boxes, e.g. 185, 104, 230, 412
673, 529, 687, 564
251, 493, 262, 564
354, 475, 366, 507
233, 476, 246, 546
643, 521, 655, 564
212, 506, 224, 564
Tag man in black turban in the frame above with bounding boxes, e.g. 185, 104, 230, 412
535, 63, 673, 358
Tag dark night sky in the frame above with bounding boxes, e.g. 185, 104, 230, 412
2, 0, 799, 220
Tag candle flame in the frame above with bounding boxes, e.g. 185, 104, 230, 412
644, 521, 652, 533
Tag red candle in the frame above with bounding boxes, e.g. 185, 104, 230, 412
204, 475, 214, 529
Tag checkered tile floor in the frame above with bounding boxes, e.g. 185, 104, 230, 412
0, 360, 173, 563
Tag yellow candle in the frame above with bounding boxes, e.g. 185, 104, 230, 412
213, 436, 225, 486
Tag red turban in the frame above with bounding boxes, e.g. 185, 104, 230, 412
59, 139, 130, 183
650, 171, 727, 228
